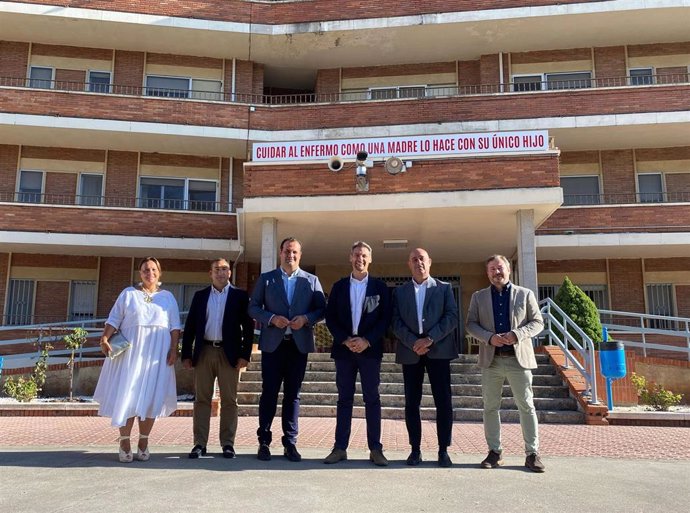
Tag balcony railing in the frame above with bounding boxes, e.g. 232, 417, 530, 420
563, 191, 690, 206
0, 192, 235, 213
2, 73, 689, 106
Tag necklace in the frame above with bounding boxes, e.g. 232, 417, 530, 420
141, 287, 158, 303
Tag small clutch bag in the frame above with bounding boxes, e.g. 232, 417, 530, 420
108, 332, 132, 360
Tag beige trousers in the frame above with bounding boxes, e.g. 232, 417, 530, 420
193, 346, 241, 447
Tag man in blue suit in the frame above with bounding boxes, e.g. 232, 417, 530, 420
249, 237, 326, 462
323, 241, 392, 466
392, 248, 459, 467
181, 258, 254, 459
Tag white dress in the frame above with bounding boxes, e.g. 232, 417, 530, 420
94, 287, 181, 427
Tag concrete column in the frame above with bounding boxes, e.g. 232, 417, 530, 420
516, 209, 538, 294
260, 217, 278, 273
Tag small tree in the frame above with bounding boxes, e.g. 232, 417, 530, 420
63, 327, 88, 401
554, 276, 603, 347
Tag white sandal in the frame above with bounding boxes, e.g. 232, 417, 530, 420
118, 436, 133, 463
136, 434, 150, 461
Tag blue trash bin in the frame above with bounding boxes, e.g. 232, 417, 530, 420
599, 340, 626, 410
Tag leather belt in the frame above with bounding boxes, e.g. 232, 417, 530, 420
494, 352, 515, 357
283, 334, 294, 341
204, 340, 223, 348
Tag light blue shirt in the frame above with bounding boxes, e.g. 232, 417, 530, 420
281, 267, 300, 334
349, 273, 368, 335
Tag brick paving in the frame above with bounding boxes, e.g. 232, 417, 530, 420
1, 415, 689, 460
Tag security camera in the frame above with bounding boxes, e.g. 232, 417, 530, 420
328, 156, 344, 172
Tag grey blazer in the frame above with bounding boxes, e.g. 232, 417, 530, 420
249, 268, 326, 354
466, 283, 544, 370
392, 277, 459, 365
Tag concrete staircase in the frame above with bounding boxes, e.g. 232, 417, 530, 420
238, 352, 584, 423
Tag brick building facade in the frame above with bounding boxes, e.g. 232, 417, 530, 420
0, 1, 689, 339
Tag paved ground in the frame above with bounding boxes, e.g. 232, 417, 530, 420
1, 416, 690, 513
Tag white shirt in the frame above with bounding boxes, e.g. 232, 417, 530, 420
204, 283, 230, 341
412, 278, 430, 335
349, 273, 369, 335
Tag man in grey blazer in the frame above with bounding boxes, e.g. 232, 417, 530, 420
392, 248, 459, 467
249, 237, 326, 462
466, 254, 545, 472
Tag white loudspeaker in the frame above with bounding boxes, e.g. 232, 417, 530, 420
328, 156, 344, 172
384, 156, 406, 175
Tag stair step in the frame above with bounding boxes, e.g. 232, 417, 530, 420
238, 350, 581, 424
238, 405, 584, 424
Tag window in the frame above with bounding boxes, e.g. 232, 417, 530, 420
370, 86, 426, 100
513, 75, 542, 92
6, 279, 34, 325
646, 284, 675, 330
188, 180, 217, 211
561, 176, 600, 205
139, 177, 217, 211
512, 72, 592, 91
190, 79, 223, 101
166, 283, 207, 312
546, 72, 592, 90
630, 68, 654, 86
637, 173, 664, 203
17, 170, 44, 203
78, 174, 104, 206
538, 284, 608, 310
28, 66, 53, 89
69, 281, 96, 321
146, 75, 190, 98
87, 71, 111, 93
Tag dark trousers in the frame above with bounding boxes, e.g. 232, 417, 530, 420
334, 354, 382, 451
402, 356, 453, 450
256, 338, 308, 447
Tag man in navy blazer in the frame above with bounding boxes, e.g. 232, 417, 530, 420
323, 241, 392, 466
392, 248, 459, 467
249, 237, 326, 462
181, 258, 254, 459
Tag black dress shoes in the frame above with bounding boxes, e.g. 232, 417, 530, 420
188, 444, 207, 459
222, 445, 236, 459
283, 444, 302, 462
438, 450, 452, 468
257, 443, 271, 461
406, 450, 422, 466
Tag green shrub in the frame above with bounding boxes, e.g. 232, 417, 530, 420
3, 342, 53, 402
554, 277, 603, 346
630, 372, 683, 411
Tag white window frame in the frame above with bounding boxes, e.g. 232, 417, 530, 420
77, 173, 105, 206
561, 174, 601, 206
511, 74, 543, 92
629, 67, 655, 86
28, 65, 54, 89
145, 74, 192, 98
645, 283, 676, 330
68, 280, 97, 321
16, 169, 45, 203
138, 176, 219, 211
368, 85, 427, 100
636, 172, 665, 203
86, 70, 112, 93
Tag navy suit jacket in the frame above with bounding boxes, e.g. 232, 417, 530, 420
325, 276, 392, 360
180, 284, 254, 367
392, 277, 459, 365
249, 268, 326, 354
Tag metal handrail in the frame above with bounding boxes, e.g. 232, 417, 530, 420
1, 73, 688, 106
563, 191, 690, 206
599, 309, 690, 361
0, 191, 235, 213
539, 298, 599, 405
0, 313, 189, 370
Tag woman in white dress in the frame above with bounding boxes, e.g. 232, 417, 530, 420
94, 257, 181, 462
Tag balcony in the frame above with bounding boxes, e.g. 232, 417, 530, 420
0, 194, 239, 258
563, 191, 690, 206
